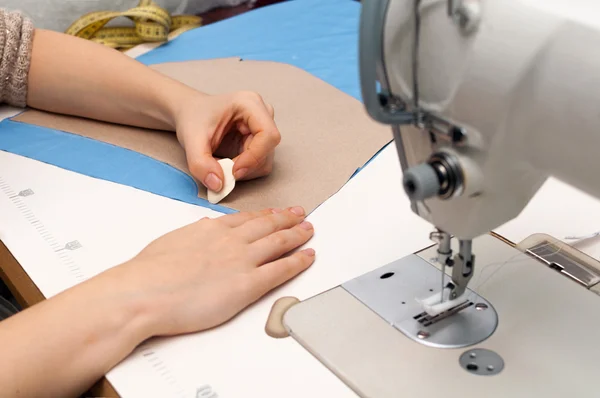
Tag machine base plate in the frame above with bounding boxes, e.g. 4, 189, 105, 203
283, 234, 600, 398
342, 254, 498, 348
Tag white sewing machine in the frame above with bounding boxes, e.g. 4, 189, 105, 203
283, 1, 600, 396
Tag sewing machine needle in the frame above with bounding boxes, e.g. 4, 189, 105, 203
440, 261, 445, 304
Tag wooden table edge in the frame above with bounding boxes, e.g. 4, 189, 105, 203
0, 240, 119, 398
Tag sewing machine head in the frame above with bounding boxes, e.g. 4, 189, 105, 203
359, 0, 600, 301
361, 0, 547, 239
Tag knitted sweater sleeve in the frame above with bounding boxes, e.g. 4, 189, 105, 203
0, 9, 34, 108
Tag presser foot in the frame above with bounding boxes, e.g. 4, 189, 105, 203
416, 287, 468, 317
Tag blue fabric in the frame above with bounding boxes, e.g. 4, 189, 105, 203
0, 120, 235, 213
137, 0, 362, 100
0, 0, 368, 212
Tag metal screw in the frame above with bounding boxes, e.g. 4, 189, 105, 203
386, 95, 406, 114
469, 352, 477, 358
451, 126, 466, 143
475, 303, 488, 311
387, 103, 402, 113
417, 330, 430, 339
487, 365, 495, 371
429, 231, 442, 241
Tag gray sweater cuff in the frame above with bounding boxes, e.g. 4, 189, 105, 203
0, 9, 34, 108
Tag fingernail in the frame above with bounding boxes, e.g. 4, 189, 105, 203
290, 206, 305, 216
302, 248, 316, 256
204, 173, 222, 191
234, 168, 248, 180
299, 221, 313, 230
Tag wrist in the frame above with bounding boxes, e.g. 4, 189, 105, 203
153, 76, 207, 132
81, 265, 159, 347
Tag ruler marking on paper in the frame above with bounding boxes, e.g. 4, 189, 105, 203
139, 346, 190, 398
0, 176, 87, 284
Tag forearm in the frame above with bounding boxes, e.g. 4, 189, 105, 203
0, 266, 154, 397
27, 29, 201, 131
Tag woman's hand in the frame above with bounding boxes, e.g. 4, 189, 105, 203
116, 206, 314, 337
0, 207, 313, 398
175, 91, 280, 193
28, 29, 279, 194
28, 30, 279, 195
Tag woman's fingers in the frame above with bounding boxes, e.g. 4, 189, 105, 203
231, 92, 281, 180
216, 208, 275, 228
182, 134, 226, 192
250, 221, 314, 263
247, 249, 316, 300
234, 207, 306, 242
230, 134, 274, 181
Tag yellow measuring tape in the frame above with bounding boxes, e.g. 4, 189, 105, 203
65, 0, 202, 51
